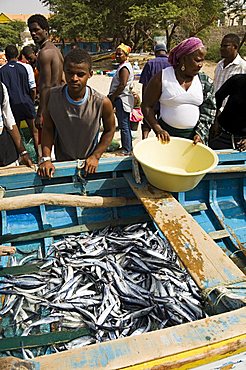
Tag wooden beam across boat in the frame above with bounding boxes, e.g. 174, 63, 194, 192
23, 307, 246, 370
124, 173, 246, 304
0, 194, 139, 211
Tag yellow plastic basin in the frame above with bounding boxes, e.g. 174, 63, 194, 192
133, 137, 219, 192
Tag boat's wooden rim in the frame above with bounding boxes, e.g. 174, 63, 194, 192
27, 307, 246, 370
0, 149, 245, 178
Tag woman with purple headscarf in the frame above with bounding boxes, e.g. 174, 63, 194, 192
142, 37, 216, 144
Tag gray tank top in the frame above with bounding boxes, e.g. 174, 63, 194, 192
47, 85, 104, 161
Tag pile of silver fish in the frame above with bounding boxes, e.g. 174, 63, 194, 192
0, 223, 205, 358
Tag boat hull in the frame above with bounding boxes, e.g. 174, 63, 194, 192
0, 150, 245, 369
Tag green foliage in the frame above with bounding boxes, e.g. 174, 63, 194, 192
41, 0, 225, 51
48, 0, 112, 41
239, 44, 246, 58
0, 21, 26, 49
204, 42, 221, 62
127, 0, 223, 50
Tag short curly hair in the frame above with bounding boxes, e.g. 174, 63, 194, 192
22, 45, 35, 57
223, 33, 240, 48
28, 14, 49, 33
64, 48, 92, 70
5, 45, 18, 59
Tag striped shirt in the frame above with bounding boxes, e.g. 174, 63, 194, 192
214, 54, 246, 92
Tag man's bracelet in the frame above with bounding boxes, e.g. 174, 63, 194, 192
39, 156, 51, 164
19, 150, 28, 157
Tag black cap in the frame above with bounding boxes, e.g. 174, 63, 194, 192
154, 43, 167, 52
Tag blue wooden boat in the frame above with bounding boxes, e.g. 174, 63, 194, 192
0, 150, 245, 369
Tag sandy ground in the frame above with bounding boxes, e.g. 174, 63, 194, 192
87, 61, 217, 156
88, 61, 216, 96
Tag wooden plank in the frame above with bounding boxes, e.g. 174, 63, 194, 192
0, 157, 133, 191
209, 229, 230, 240
0, 215, 149, 244
0, 157, 132, 178
0, 194, 139, 211
183, 203, 207, 213
4, 178, 128, 197
124, 173, 246, 291
31, 307, 246, 370
216, 150, 246, 161
0, 165, 36, 176
210, 164, 246, 173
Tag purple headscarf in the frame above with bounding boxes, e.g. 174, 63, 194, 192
168, 37, 204, 67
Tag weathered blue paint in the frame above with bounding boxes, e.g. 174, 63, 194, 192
32, 363, 40, 370
0, 152, 245, 365
158, 311, 244, 348
53, 342, 131, 369
176, 153, 246, 268
0, 153, 245, 267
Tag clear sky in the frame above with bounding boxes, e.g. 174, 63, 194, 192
0, 0, 50, 14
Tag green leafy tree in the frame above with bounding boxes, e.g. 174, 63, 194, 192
127, 0, 224, 50
43, 0, 110, 44
0, 21, 26, 50
40, 0, 224, 51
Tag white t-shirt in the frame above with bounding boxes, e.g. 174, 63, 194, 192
159, 67, 203, 129
18, 61, 36, 90
0, 83, 16, 135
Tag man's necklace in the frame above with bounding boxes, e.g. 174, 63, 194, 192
40, 39, 49, 48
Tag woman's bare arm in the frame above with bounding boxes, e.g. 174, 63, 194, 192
142, 71, 170, 142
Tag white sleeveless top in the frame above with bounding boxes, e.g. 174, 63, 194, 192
109, 61, 134, 113
159, 67, 203, 129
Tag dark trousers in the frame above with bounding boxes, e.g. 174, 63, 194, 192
114, 98, 132, 153
209, 130, 245, 150
158, 118, 195, 140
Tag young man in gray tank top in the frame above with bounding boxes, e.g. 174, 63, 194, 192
38, 48, 115, 178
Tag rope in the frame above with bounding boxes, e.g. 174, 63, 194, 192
202, 277, 246, 307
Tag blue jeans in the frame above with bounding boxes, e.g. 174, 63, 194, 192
114, 98, 132, 153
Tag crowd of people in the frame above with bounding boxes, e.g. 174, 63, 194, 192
0, 13, 245, 176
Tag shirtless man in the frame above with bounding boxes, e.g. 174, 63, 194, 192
27, 14, 64, 129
